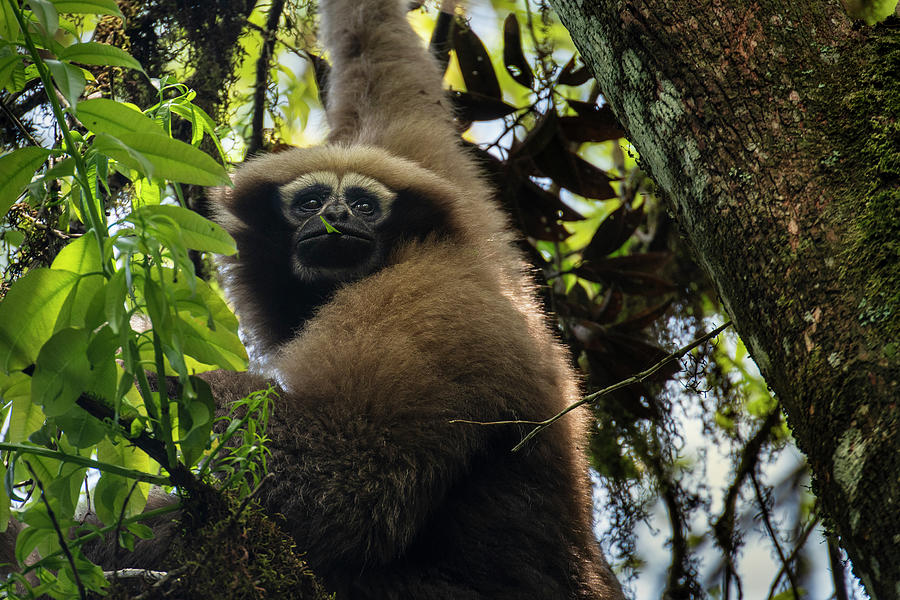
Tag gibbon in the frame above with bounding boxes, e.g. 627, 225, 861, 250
11, 0, 627, 598
190, 0, 625, 597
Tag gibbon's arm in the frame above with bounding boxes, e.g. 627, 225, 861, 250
321, 0, 484, 192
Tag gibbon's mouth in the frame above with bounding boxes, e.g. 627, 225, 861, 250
298, 231, 374, 243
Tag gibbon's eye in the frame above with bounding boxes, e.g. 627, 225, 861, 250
292, 184, 332, 213
353, 200, 375, 214
344, 186, 381, 217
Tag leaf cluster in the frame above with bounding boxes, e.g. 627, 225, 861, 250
0, 3, 271, 598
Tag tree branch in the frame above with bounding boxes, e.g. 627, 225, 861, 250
246, 0, 286, 157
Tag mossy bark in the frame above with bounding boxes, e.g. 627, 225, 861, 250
547, 1, 899, 597
96, 490, 332, 600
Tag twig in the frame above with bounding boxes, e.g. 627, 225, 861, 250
21, 503, 181, 577
712, 407, 782, 600
132, 565, 190, 600
228, 472, 274, 526
507, 320, 733, 451
751, 472, 800, 598
827, 536, 850, 600
111, 480, 142, 578
24, 461, 87, 600
74, 394, 196, 489
0, 97, 41, 146
102, 569, 167, 582
765, 518, 819, 600
713, 406, 782, 552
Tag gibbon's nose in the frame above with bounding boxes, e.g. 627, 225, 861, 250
322, 202, 351, 223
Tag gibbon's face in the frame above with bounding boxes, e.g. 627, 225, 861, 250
278, 171, 396, 283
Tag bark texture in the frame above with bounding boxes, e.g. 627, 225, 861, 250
546, 1, 900, 597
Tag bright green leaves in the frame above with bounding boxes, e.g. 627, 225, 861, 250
44, 59, 84, 109
0, 147, 52, 216
58, 42, 144, 73
0, 52, 25, 91
94, 439, 152, 525
92, 132, 230, 186
76, 98, 162, 137
129, 204, 237, 256
75, 96, 230, 188
32, 327, 91, 417
27, 0, 58, 37
0, 2, 259, 596
51, 0, 123, 17
0, 1, 21, 41
0, 269, 81, 372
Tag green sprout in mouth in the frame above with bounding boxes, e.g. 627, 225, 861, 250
320, 215, 342, 234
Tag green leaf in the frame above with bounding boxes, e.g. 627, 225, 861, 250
54, 406, 106, 448
178, 317, 247, 370
45, 58, 85, 108
178, 375, 215, 466
0, 1, 22, 42
0, 54, 24, 91
95, 438, 151, 523
0, 268, 78, 372
44, 464, 87, 518
32, 327, 91, 417
91, 132, 154, 177
51, 231, 102, 273
16, 523, 57, 564
3, 372, 42, 443
76, 98, 161, 137
44, 156, 75, 178
172, 274, 239, 332
92, 469, 148, 526
57, 272, 104, 332
51, 0, 123, 17
0, 147, 51, 216
104, 267, 127, 334
131, 204, 237, 254
58, 41, 143, 72
50, 237, 106, 331
4, 229, 25, 246
92, 132, 230, 186
18, 454, 84, 518
27, 0, 58, 37
127, 522, 154, 539
85, 337, 118, 396
169, 102, 227, 162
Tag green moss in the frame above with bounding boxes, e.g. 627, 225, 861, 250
100, 489, 332, 600
826, 22, 900, 342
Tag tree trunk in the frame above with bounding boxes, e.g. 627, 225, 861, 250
547, 0, 900, 597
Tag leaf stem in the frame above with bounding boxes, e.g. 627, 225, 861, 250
0, 443, 169, 486
7, 0, 109, 270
